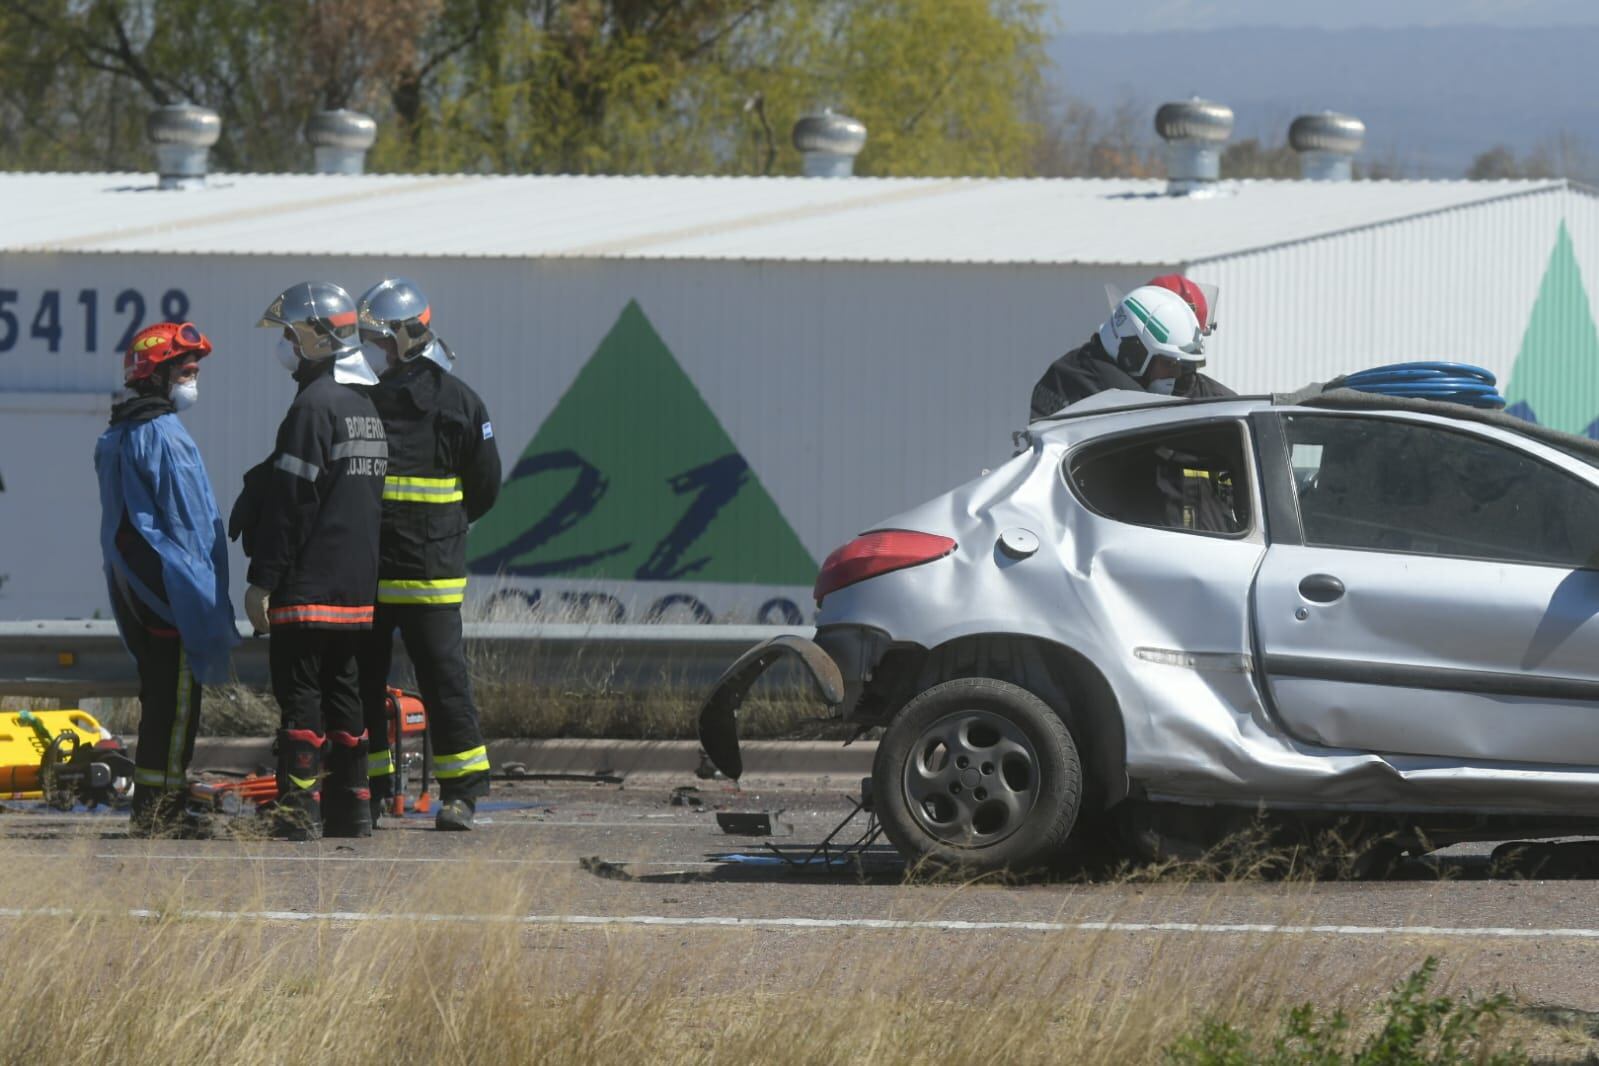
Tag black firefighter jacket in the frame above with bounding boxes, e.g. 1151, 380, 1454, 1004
231, 362, 388, 628
1028, 334, 1235, 422
367, 359, 501, 607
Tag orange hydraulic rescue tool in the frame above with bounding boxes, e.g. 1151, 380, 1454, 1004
385, 687, 431, 815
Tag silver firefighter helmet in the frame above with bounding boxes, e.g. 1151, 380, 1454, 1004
258, 280, 378, 385
358, 277, 453, 372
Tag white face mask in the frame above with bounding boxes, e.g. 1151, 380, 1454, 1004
170, 379, 199, 411
1148, 377, 1177, 395
363, 342, 396, 370
276, 338, 302, 374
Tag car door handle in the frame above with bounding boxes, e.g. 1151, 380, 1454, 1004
1298, 573, 1345, 604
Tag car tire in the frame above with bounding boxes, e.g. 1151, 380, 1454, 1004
874, 677, 1082, 876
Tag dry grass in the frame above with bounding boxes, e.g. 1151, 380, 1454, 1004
464, 592, 833, 741
467, 645, 827, 742
0, 837, 1585, 1066
53, 600, 828, 740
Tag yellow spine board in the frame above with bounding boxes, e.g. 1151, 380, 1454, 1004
0, 709, 108, 792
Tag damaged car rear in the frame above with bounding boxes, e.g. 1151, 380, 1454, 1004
700, 388, 1599, 873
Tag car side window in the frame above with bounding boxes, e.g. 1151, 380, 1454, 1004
1283, 414, 1599, 569
1067, 422, 1250, 536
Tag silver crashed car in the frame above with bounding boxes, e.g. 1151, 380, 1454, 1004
700, 387, 1599, 873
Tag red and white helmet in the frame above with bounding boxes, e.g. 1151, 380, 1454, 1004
1147, 273, 1219, 335
1098, 285, 1206, 378
123, 321, 213, 386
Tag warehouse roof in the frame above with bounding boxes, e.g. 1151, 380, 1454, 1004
0, 172, 1587, 265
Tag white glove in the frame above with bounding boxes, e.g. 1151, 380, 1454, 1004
245, 585, 272, 634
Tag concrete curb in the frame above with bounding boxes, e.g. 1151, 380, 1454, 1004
188, 737, 875, 788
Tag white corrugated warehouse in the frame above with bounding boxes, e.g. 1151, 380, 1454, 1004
1, 170, 1595, 623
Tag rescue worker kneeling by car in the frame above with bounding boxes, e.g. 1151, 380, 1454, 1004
1036, 285, 1239, 535
231, 281, 387, 841
96, 322, 238, 837
354, 278, 501, 832
1028, 274, 1233, 421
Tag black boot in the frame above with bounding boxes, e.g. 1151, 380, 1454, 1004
435, 796, 476, 831
324, 730, 372, 838
273, 729, 324, 842
129, 787, 203, 839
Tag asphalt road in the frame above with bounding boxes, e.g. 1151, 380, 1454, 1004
4, 780, 1599, 1023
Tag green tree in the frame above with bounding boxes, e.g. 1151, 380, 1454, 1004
788, 0, 1047, 177
0, 0, 452, 172
0, 0, 1047, 178
391, 0, 1045, 176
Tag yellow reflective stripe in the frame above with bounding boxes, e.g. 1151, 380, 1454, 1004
382, 475, 462, 504
378, 578, 468, 605
368, 750, 395, 775
387, 476, 459, 488
434, 762, 490, 780
382, 489, 464, 503
287, 775, 319, 791
432, 746, 490, 779
1182, 468, 1212, 480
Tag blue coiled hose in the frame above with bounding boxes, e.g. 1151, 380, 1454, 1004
1338, 362, 1506, 409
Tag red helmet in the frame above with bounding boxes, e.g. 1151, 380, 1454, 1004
1147, 274, 1218, 335
124, 321, 213, 385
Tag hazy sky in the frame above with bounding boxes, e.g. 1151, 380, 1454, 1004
1047, 0, 1599, 33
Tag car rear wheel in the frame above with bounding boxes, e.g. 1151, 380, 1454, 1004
874, 678, 1082, 875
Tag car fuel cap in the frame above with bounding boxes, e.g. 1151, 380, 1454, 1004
998, 528, 1039, 559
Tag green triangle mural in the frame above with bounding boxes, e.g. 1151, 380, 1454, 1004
467, 301, 816, 584
1504, 223, 1599, 436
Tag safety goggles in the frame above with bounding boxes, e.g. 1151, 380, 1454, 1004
129, 321, 211, 359
171, 322, 207, 351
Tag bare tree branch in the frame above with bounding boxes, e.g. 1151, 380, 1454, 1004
900, 50, 968, 135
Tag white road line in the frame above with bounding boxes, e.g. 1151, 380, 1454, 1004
489, 821, 784, 830
5, 852, 720, 868
0, 907, 1596, 940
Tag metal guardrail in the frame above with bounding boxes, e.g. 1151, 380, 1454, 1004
0, 621, 809, 701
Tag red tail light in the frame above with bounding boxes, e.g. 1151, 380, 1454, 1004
813, 530, 957, 605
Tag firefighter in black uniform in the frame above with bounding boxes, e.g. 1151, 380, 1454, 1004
234, 281, 387, 840
1029, 276, 1234, 421
354, 277, 501, 831
1031, 284, 1240, 534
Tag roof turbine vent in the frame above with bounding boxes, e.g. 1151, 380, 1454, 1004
306, 109, 378, 175
147, 103, 221, 191
1154, 97, 1233, 196
792, 108, 867, 178
1289, 111, 1366, 182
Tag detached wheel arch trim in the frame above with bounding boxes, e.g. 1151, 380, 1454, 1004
697, 634, 844, 781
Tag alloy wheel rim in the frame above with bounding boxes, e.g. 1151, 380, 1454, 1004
901, 709, 1041, 847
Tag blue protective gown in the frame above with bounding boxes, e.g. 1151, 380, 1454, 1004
95, 408, 238, 685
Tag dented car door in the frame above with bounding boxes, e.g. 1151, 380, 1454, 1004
1251, 411, 1599, 766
